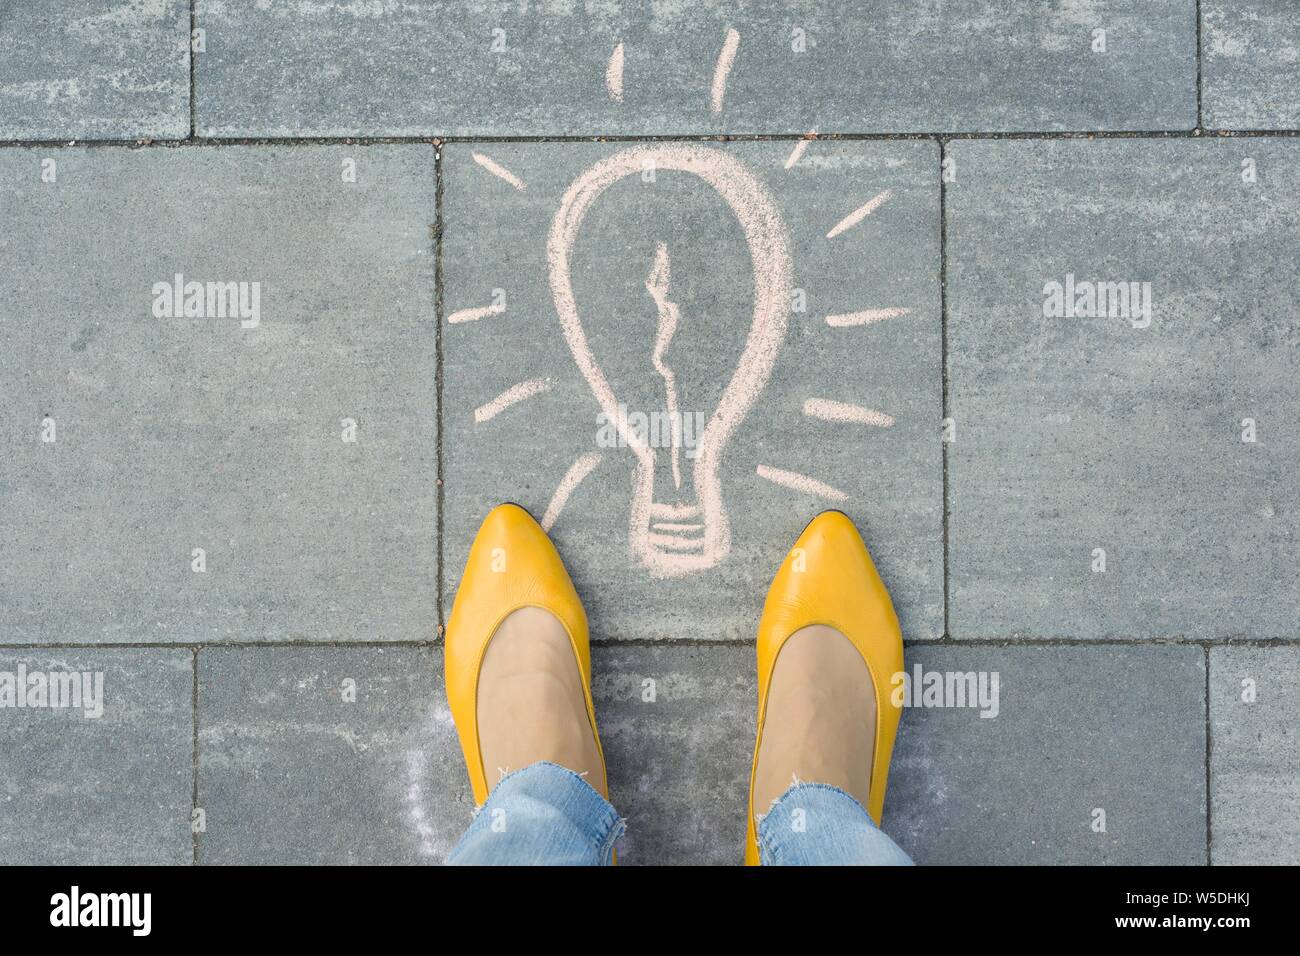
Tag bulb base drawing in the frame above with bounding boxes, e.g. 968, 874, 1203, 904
646, 502, 706, 556
628, 453, 730, 578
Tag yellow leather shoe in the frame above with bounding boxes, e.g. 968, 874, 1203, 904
744, 511, 905, 865
444, 503, 608, 805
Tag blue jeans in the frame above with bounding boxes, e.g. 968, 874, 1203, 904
447, 761, 913, 866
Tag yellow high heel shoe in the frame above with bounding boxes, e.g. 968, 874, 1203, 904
744, 511, 905, 865
444, 503, 609, 805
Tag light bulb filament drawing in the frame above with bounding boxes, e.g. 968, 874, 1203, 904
646, 241, 685, 492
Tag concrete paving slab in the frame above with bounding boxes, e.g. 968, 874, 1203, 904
195, 1, 1196, 137
0, 648, 193, 864
1203, 1, 1300, 129
593, 642, 1208, 864
196, 646, 469, 864
885, 644, 1207, 864
0, 145, 438, 643
948, 138, 1300, 639
591, 644, 753, 865
1209, 645, 1300, 865
194, 642, 1207, 864
442, 140, 942, 642
0, 0, 190, 140
196, 644, 748, 865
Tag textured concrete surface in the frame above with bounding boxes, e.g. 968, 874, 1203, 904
0, 0, 189, 140
1209, 646, 1300, 865
1203, 1, 1300, 129
885, 645, 1207, 865
2, 4, 1297, 867
443, 140, 942, 642
0, 649, 192, 865
0, 146, 438, 643
948, 138, 1300, 639
191, 642, 1205, 865
194, 644, 754, 865
604, 644, 1205, 864
592, 645, 753, 864
196, 646, 469, 864
194, 0, 1196, 137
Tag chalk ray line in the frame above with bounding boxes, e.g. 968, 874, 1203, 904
784, 131, 816, 170
710, 28, 740, 113
447, 301, 506, 325
756, 464, 849, 502
605, 42, 625, 102
473, 378, 552, 424
803, 398, 895, 428
825, 307, 911, 327
826, 189, 891, 239
471, 152, 527, 191
541, 452, 603, 531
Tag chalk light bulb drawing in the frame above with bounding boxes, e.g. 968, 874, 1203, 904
462, 28, 910, 581
546, 144, 793, 578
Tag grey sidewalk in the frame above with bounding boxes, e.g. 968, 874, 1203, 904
0, 1, 1297, 865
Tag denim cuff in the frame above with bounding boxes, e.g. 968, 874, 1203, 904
757, 781, 913, 866
451, 761, 624, 865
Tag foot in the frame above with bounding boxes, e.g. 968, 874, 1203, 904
476, 606, 606, 794
751, 624, 877, 812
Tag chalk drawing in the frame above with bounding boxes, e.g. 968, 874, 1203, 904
548, 144, 792, 578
